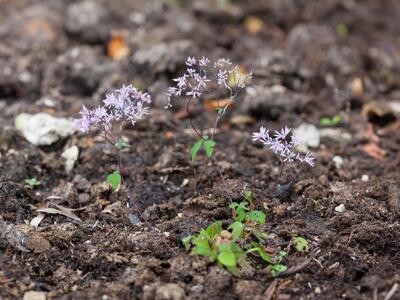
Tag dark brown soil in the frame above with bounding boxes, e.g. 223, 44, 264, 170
1, 0, 400, 299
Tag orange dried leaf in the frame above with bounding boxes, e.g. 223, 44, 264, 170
361, 143, 386, 161
108, 36, 130, 61
244, 16, 264, 34
203, 99, 233, 111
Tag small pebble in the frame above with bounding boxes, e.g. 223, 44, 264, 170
335, 204, 346, 213
332, 155, 344, 168
361, 174, 369, 182
78, 193, 90, 205
128, 213, 141, 225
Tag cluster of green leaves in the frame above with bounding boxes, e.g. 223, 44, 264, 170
320, 115, 342, 126
183, 190, 308, 275
24, 177, 41, 187
191, 136, 216, 163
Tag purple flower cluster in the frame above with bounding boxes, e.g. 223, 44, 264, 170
166, 56, 252, 108
73, 85, 151, 134
252, 126, 315, 167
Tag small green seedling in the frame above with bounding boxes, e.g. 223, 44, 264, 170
320, 115, 342, 126
25, 178, 41, 187
106, 171, 122, 192
336, 22, 348, 38
293, 236, 309, 252
191, 136, 216, 163
115, 140, 130, 150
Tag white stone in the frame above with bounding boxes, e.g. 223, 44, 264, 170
15, 113, 76, 146
335, 204, 346, 213
61, 146, 79, 173
293, 123, 320, 152
319, 128, 352, 142
361, 174, 369, 182
332, 155, 344, 168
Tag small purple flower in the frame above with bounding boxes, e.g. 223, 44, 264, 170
252, 126, 315, 167
186, 87, 202, 98
199, 56, 210, 66
185, 56, 196, 67
217, 70, 228, 87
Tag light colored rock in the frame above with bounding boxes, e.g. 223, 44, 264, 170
23, 291, 46, 300
293, 123, 320, 152
332, 155, 344, 168
335, 204, 346, 213
319, 128, 352, 143
15, 113, 75, 145
155, 283, 185, 300
361, 174, 369, 182
61, 145, 79, 173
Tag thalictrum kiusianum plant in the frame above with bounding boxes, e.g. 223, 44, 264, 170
184, 190, 291, 275
166, 56, 252, 162
74, 84, 151, 191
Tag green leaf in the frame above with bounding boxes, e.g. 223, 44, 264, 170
206, 221, 223, 239
293, 236, 309, 252
218, 250, 236, 267
247, 246, 272, 263
203, 139, 216, 158
320, 117, 332, 126
248, 210, 266, 225
228, 222, 244, 242
229, 202, 239, 209
252, 229, 268, 243
25, 178, 41, 186
182, 235, 193, 251
106, 171, 121, 192
331, 115, 342, 125
236, 208, 246, 222
336, 22, 348, 38
115, 140, 130, 150
191, 140, 203, 162
270, 263, 287, 276
244, 190, 253, 204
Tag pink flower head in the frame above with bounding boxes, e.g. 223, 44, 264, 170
252, 126, 315, 167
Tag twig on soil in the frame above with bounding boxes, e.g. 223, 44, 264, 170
263, 280, 278, 300
276, 259, 311, 278
384, 283, 399, 300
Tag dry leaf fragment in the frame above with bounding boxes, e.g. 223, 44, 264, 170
361, 143, 386, 161
37, 203, 82, 222
30, 212, 46, 228
203, 98, 233, 111
351, 77, 364, 97
108, 35, 130, 61
244, 16, 264, 34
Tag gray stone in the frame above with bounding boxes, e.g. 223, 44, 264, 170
15, 113, 75, 146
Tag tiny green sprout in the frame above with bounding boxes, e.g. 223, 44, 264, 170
293, 236, 309, 252
270, 263, 287, 276
320, 115, 342, 126
25, 178, 41, 187
336, 22, 348, 38
244, 190, 254, 204
191, 137, 216, 163
115, 140, 130, 150
106, 171, 122, 192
